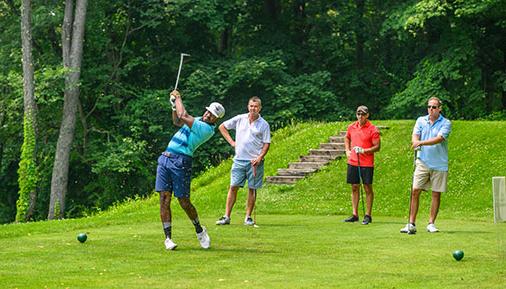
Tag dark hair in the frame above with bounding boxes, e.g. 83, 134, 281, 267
249, 96, 262, 106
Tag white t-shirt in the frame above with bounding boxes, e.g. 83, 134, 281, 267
223, 113, 271, 161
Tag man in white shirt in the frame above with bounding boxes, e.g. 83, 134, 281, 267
216, 96, 271, 226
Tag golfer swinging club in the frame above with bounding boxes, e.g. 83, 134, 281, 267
156, 89, 225, 250
343, 105, 380, 225
400, 96, 451, 234
216, 96, 271, 226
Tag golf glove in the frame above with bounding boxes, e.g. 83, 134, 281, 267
170, 94, 176, 111
353, 146, 364, 154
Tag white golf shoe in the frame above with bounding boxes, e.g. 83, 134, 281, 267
164, 238, 177, 250
244, 217, 255, 226
426, 223, 440, 233
400, 223, 417, 234
216, 216, 230, 225
196, 227, 211, 249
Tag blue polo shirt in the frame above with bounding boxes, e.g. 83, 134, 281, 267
166, 117, 215, 157
413, 114, 451, 171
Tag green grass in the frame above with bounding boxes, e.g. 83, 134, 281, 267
1, 214, 505, 288
1, 120, 506, 288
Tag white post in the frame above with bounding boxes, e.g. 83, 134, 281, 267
493, 176, 506, 223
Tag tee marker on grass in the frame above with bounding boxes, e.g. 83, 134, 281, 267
493, 176, 506, 223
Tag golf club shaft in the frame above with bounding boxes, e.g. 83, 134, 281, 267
252, 161, 257, 225
174, 53, 190, 90
357, 153, 366, 217
174, 55, 184, 90
407, 149, 418, 224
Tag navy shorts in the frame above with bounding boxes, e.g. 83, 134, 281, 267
346, 164, 374, 185
155, 152, 193, 198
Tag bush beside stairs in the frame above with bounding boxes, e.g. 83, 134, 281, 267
266, 131, 346, 185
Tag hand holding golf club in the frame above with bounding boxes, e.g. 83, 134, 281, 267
412, 141, 423, 149
170, 94, 176, 111
251, 156, 262, 177
169, 90, 180, 112
353, 146, 365, 154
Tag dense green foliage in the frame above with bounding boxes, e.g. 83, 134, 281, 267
15, 112, 38, 222
1, 0, 505, 222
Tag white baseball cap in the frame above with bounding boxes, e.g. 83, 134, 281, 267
206, 102, 225, 118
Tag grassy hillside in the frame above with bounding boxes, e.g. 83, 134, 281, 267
0, 120, 505, 288
191, 120, 506, 220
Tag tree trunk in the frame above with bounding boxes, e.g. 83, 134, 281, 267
218, 26, 230, 55
19, 0, 38, 221
48, 0, 88, 220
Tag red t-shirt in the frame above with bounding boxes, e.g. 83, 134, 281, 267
346, 120, 380, 167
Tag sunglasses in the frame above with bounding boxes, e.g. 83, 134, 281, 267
356, 112, 367, 116
427, 105, 439, 109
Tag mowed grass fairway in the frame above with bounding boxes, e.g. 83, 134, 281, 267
1, 121, 506, 288
0, 213, 505, 288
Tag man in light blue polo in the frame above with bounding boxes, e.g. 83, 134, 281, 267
401, 96, 451, 234
156, 89, 225, 250
216, 96, 271, 226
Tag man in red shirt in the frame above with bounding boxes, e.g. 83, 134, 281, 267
343, 106, 381, 225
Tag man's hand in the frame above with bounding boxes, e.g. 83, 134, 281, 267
251, 157, 262, 177
170, 90, 180, 111
411, 141, 422, 149
170, 89, 181, 99
251, 156, 262, 167
170, 94, 176, 111
353, 146, 364, 154
346, 150, 351, 159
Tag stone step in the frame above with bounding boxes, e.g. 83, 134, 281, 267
329, 136, 345, 143
288, 162, 326, 170
320, 143, 345, 150
309, 149, 345, 157
277, 168, 317, 176
266, 175, 304, 184
266, 131, 350, 185
299, 155, 333, 163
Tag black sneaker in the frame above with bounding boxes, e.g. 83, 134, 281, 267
343, 215, 359, 222
362, 215, 372, 225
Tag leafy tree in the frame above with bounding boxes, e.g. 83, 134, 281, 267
16, 0, 39, 221
48, 0, 88, 219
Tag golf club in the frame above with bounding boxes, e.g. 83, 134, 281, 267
356, 151, 366, 218
252, 163, 259, 228
174, 53, 190, 90
406, 147, 420, 234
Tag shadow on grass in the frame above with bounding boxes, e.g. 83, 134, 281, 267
443, 230, 492, 235
174, 247, 280, 254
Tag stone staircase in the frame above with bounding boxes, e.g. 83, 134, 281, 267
266, 131, 346, 185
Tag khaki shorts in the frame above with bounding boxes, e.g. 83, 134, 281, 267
413, 159, 448, 192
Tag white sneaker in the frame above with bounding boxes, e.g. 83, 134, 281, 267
426, 223, 439, 233
215, 216, 230, 225
244, 217, 254, 226
400, 223, 417, 234
196, 227, 210, 249
164, 238, 177, 250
